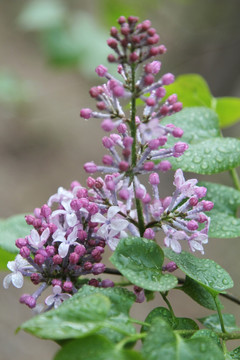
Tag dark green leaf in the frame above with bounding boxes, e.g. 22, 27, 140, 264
181, 276, 220, 310
142, 317, 224, 360
141, 307, 177, 334
0, 214, 31, 253
110, 237, 177, 291
198, 314, 240, 333
21, 293, 111, 339
54, 335, 144, 360
199, 181, 240, 238
175, 318, 199, 332
165, 74, 213, 108
170, 137, 240, 174
164, 248, 233, 295
215, 97, 240, 128
144, 290, 155, 302
229, 346, 240, 359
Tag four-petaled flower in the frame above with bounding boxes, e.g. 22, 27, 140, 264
45, 285, 72, 308
3, 255, 33, 289
91, 206, 129, 250
28, 228, 50, 250
53, 226, 79, 258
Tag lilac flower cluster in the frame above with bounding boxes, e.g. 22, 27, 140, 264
3, 16, 213, 310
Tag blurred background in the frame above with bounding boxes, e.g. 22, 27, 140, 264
0, 0, 240, 359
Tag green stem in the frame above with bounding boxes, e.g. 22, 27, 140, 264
175, 330, 240, 340
116, 333, 146, 350
114, 281, 132, 287
130, 62, 145, 236
161, 292, 175, 318
229, 168, 240, 191
214, 295, 226, 333
129, 318, 151, 327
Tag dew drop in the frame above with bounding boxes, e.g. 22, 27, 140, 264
222, 279, 229, 285
204, 148, 211, 154
201, 162, 208, 170
193, 156, 202, 164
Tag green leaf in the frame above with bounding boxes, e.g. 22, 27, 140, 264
110, 237, 177, 291
198, 314, 240, 333
18, 0, 66, 30
175, 318, 199, 332
181, 276, 220, 310
199, 181, 240, 238
229, 346, 240, 359
54, 335, 144, 360
165, 74, 213, 108
164, 248, 233, 295
161, 107, 220, 145
142, 317, 224, 360
0, 248, 16, 270
66, 286, 136, 343
191, 329, 221, 348
141, 307, 177, 334
170, 137, 240, 174
215, 97, 240, 128
0, 214, 31, 253
21, 293, 111, 340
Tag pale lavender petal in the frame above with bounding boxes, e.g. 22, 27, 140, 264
91, 213, 107, 224
45, 294, 55, 306
60, 293, 72, 301
3, 274, 12, 289
53, 285, 62, 295
41, 227, 50, 243
171, 239, 182, 253
67, 227, 78, 243
107, 237, 120, 250
28, 229, 40, 246
66, 213, 78, 227
54, 297, 63, 308
173, 169, 185, 188
111, 219, 129, 232
11, 272, 24, 288
58, 242, 69, 258
107, 206, 120, 219
189, 240, 204, 253
7, 260, 16, 272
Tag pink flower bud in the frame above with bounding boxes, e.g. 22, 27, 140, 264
158, 160, 172, 172
107, 54, 116, 62
117, 123, 127, 134
34, 254, 45, 265
20, 246, 30, 258
202, 200, 214, 211
123, 136, 133, 148
87, 176, 96, 188
195, 186, 207, 199
172, 127, 184, 138
145, 61, 161, 74
46, 245, 55, 257
101, 119, 115, 131
84, 261, 93, 270
84, 162, 98, 173
107, 38, 118, 49
146, 98, 156, 106
163, 261, 178, 272
143, 161, 155, 171
119, 189, 129, 200
102, 136, 114, 149
129, 52, 139, 62
155, 87, 166, 98
102, 155, 114, 165
135, 187, 145, 199
53, 255, 62, 265
127, 16, 139, 24
147, 34, 160, 45
101, 279, 114, 288
187, 220, 199, 231
173, 142, 188, 154
80, 108, 92, 119
144, 74, 155, 85
77, 230, 87, 241
88, 278, 99, 287
172, 102, 183, 112
118, 16, 126, 24
119, 161, 129, 171
142, 20, 151, 30
92, 263, 106, 275
148, 139, 160, 150
149, 172, 160, 185
63, 281, 73, 292
189, 196, 198, 207
52, 279, 62, 287
158, 45, 167, 54
110, 26, 118, 37
16, 237, 28, 248
162, 73, 175, 85
143, 228, 155, 240
25, 296, 36, 309
112, 85, 125, 97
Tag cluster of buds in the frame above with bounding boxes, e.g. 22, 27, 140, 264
4, 16, 213, 310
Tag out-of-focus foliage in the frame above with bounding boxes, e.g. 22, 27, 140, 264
0, 71, 31, 106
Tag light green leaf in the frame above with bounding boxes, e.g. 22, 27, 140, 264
61, 286, 136, 343
141, 307, 177, 334
0, 214, 31, 253
165, 74, 213, 108
181, 276, 220, 310
199, 182, 240, 238
170, 137, 240, 174
175, 318, 199, 332
164, 248, 233, 295
110, 237, 177, 291
54, 335, 144, 360
142, 317, 224, 360
161, 107, 220, 145
18, 0, 66, 30
21, 293, 111, 340
215, 97, 240, 128
199, 314, 240, 333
